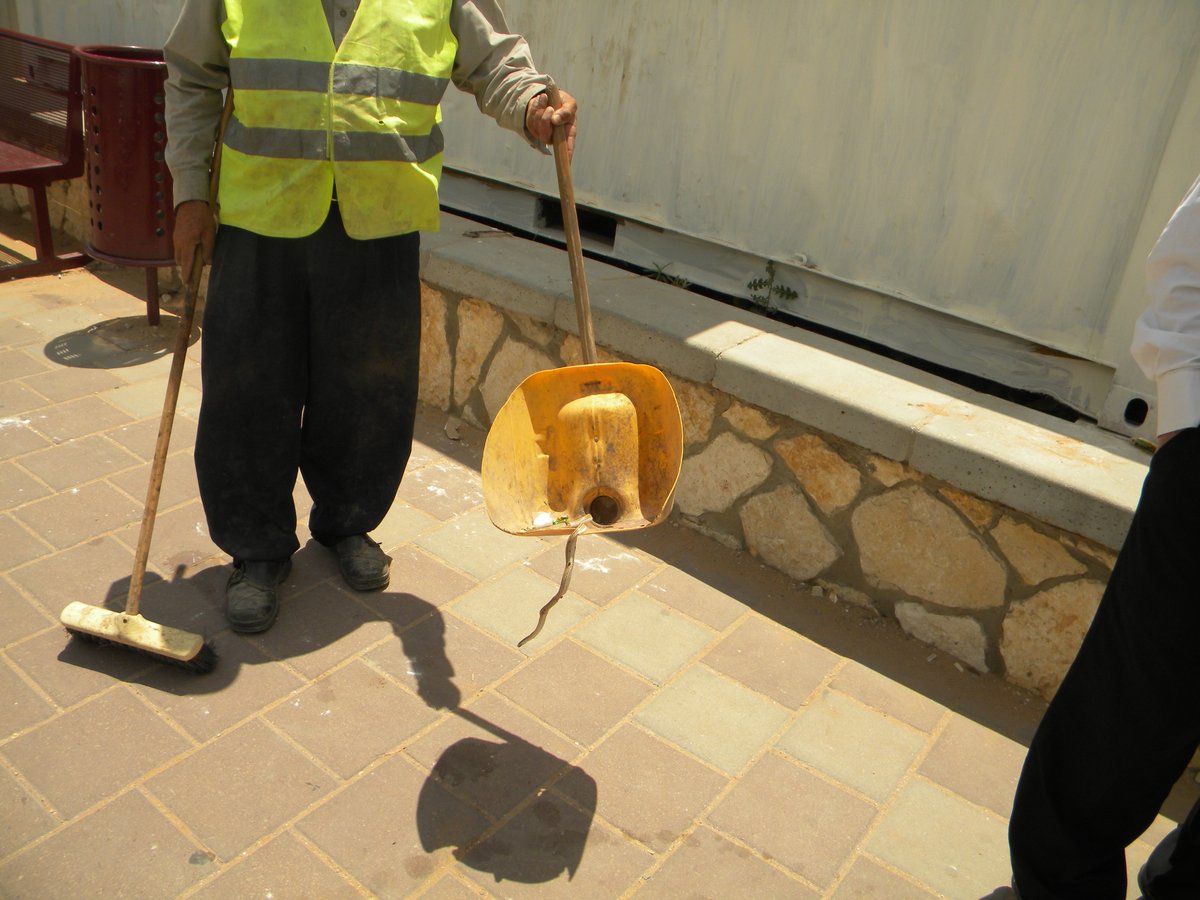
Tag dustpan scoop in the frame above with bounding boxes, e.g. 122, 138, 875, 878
480, 84, 683, 645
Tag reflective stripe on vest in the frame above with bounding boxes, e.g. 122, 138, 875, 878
219, 0, 456, 239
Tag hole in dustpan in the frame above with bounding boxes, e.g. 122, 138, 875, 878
588, 493, 621, 526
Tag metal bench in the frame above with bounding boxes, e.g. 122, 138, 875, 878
0, 27, 88, 280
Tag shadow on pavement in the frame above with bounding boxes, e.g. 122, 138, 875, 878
55, 541, 597, 886
42, 313, 198, 370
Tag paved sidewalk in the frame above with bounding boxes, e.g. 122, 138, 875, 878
1, 245, 1193, 898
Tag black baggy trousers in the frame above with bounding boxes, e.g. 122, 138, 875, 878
1009, 427, 1200, 899
194, 208, 421, 562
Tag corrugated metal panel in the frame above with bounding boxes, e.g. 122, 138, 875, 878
438, 0, 1200, 426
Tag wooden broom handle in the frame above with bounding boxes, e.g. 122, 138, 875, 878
547, 84, 595, 365
126, 90, 233, 616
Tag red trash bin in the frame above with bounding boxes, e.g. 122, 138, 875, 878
75, 45, 174, 324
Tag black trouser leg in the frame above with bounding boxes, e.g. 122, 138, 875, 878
302, 223, 420, 545
1009, 427, 1200, 899
195, 223, 307, 561
194, 211, 420, 560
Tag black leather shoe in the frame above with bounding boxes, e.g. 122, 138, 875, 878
333, 535, 390, 591
225, 558, 291, 633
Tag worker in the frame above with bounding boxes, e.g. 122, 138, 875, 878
1008, 174, 1200, 898
163, 0, 576, 633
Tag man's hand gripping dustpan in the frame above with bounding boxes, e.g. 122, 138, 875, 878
481, 86, 683, 646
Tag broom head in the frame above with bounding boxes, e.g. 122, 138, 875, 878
60, 601, 216, 673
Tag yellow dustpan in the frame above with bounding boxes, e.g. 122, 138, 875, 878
481, 86, 683, 643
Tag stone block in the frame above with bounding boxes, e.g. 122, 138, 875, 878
866, 454, 914, 487
775, 433, 862, 515
479, 338, 556, 424
1001, 580, 1104, 698
676, 432, 772, 516
419, 284, 451, 410
452, 297, 503, 407
667, 374, 720, 446
938, 486, 996, 530
740, 486, 841, 582
722, 400, 779, 441
509, 309, 557, 347
852, 486, 1007, 610
991, 516, 1087, 586
894, 602, 989, 673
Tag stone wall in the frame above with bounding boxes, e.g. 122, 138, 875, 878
420, 283, 1119, 701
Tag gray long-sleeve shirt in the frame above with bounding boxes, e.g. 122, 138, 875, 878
164, 0, 550, 206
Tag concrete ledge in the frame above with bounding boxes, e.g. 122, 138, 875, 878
424, 212, 1146, 551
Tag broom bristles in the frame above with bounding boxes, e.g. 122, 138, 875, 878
59, 601, 217, 674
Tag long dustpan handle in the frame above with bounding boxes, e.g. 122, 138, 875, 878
126, 91, 233, 617
547, 84, 596, 365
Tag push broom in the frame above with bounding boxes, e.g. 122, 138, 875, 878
60, 92, 233, 672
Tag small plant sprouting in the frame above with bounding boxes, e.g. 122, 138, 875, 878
747, 260, 799, 307
649, 262, 691, 289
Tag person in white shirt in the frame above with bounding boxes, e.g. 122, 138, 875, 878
1008, 175, 1200, 899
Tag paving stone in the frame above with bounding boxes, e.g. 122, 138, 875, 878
703, 616, 840, 709
106, 378, 203, 419
0, 415, 50, 457
107, 449, 201, 511
106, 414, 198, 459
0, 380, 50, 418
830, 856, 939, 898
22, 365, 124, 403
708, 752, 878, 888
372, 500, 441, 551
367, 613, 524, 710
635, 666, 789, 775
0, 514, 51, 570
558, 724, 728, 851
639, 565, 748, 630
7, 625, 151, 709
459, 794, 652, 897
528, 535, 658, 604
147, 719, 333, 860
639, 825, 817, 898
0, 460, 51, 508
406, 693, 579, 816
133, 634, 306, 742
296, 753, 489, 898
115, 500, 217, 576
0, 581, 54, 648
14, 480, 142, 549
357, 545, 478, 624
0, 347, 48, 381
919, 714, 1026, 817
415, 507, 542, 580
866, 779, 1011, 899
247, 580, 396, 681
7, 535, 133, 616
830, 661, 947, 733
777, 689, 929, 802
21, 395, 132, 443
4, 688, 190, 818
449, 567, 593, 655
0, 790, 206, 899
417, 872, 485, 900
268, 659, 438, 778
497, 641, 653, 747
0, 654, 55, 739
189, 831, 361, 900
397, 460, 486, 521
574, 591, 714, 684
0, 762, 58, 859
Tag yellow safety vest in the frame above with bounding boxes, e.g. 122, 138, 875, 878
219, 0, 456, 238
